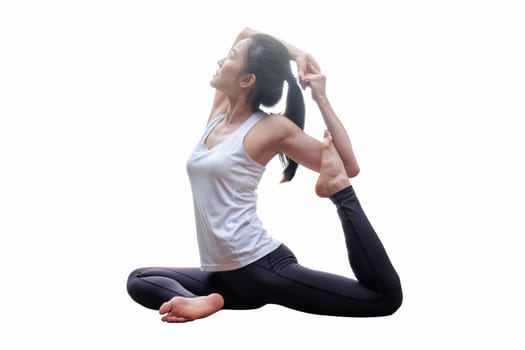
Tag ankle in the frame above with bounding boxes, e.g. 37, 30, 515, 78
329, 176, 351, 196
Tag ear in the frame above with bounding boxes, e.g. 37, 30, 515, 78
239, 73, 256, 89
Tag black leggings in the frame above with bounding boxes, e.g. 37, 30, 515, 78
127, 186, 402, 317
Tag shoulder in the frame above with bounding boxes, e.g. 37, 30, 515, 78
244, 113, 303, 165
249, 112, 322, 172
256, 113, 301, 137
250, 113, 304, 149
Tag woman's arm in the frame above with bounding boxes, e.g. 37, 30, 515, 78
274, 64, 359, 178
273, 31, 359, 178
303, 63, 360, 177
214, 28, 359, 177
209, 27, 319, 122
208, 28, 255, 124
241, 29, 358, 177
236, 28, 321, 88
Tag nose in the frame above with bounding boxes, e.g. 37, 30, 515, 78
217, 58, 225, 67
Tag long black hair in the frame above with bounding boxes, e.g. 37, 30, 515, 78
242, 33, 305, 182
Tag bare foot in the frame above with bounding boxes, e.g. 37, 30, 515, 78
159, 293, 224, 323
315, 130, 351, 197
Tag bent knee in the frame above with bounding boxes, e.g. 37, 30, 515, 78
127, 268, 144, 287
126, 268, 149, 299
381, 286, 403, 316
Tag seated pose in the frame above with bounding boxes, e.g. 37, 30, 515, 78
127, 28, 402, 322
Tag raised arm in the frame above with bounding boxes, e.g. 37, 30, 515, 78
208, 27, 320, 123
269, 45, 359, 177
208, 30, 246, 123
210, 28, 359, 178
264, 28, 359, 178
208, 28, 257, 124
245, 28, 321, 89
303, 63, 360, 177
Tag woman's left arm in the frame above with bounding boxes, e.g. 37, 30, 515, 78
278, 35, 359, 178
244, 28, 359, 177
272, 67, 359, 178
299, 63, 360, 177
241, 27, 320, 87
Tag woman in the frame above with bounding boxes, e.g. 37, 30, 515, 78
127, 28, 402, 322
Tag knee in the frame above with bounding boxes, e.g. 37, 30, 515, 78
127, 267, 143, 284
381, 286, 403, 316
126, 268, 147, 300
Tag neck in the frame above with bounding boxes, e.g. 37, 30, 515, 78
224, 97, 255, 126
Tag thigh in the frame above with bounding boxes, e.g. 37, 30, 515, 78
251, 245, 390, 317
128, 266, 267, 311
127, 266, 218, 309
132, 266, 218, 296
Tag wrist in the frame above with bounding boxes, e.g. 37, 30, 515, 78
290, 48, 306, 61
315, 95, 330, 106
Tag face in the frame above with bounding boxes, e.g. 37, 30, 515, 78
210, 38, 251, 93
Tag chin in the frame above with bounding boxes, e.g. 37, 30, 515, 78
210, 79, 224, 92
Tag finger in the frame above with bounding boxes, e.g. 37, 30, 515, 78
308, 61, 321, 74
309, 56, 321, 71
299, 78, 310, 90
302, 73, 318, 84
303, 54, 320, 72
297, 63, 307, 80
297, 69, 304, 81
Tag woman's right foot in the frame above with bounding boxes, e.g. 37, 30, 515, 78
315, 130, 351, 198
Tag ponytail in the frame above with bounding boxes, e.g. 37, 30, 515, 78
242, 33, 306, 182
280, 76, 305, 182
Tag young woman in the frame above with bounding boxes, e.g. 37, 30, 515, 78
127, 28, 402, 322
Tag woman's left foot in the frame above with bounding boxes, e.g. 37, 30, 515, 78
315, 131, 350, 197
159, 293, 224, 323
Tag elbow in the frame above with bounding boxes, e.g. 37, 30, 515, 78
240, 27, 257, 39
346, 165, 360, 178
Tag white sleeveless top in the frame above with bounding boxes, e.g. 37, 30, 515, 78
186, 112, 281, 271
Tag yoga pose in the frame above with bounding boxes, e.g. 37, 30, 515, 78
127, 28, 402, 322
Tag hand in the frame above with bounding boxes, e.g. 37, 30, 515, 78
303, 62, 328, 104
295, 52, 321, 89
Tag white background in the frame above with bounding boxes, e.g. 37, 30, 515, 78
1, 1, 524, 348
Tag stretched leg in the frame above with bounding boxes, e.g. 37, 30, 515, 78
318, 131, 401, 294
253, 131, 402, 316
262, 185, 402, 316
249, 244, 399, 317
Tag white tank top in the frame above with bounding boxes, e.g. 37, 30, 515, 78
186, 112, 281, 271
